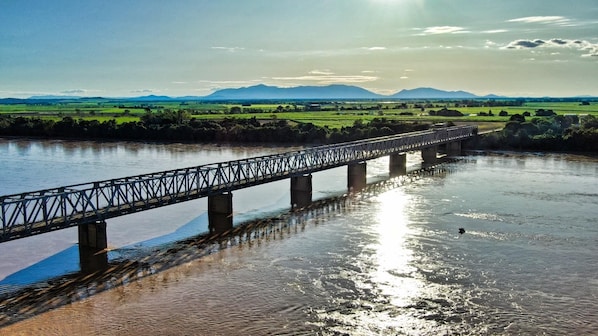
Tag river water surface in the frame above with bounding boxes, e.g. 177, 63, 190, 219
0, 138, 597, 335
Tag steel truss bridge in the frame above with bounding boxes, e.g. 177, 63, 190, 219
0, 126, 476, 243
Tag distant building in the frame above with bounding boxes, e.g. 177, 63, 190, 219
305, 103, 321, 111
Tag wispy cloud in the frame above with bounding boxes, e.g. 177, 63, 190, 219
399, 68, 413, 80
421, 26, 467, 35
362, 46, 387, 51
482, 29, 508, 34
61, 89, 87, 95
309, 69, 335, 75
271, 74, 378, 84
503, 38, 598, 57
507, 16, 571, 25
197, 79, 261, 87
131, 89, 160, 93
211, 46, 245, 52
59, 89, 103, 96
485, 40, 499, 48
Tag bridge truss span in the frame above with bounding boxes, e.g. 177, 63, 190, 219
0, 126, 476, 242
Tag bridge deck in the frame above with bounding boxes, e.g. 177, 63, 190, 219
0, 126, 476, 242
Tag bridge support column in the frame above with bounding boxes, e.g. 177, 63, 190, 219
78, 221, 108, 273
291, 174, 312, 209
208, 192, 233, 234
348, 161, 367, 192
421, 146, 438, 165
389, 153, 407, 177
447, 141, 462, 156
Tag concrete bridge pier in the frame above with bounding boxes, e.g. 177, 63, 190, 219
78, 221, 108, 272
348, 161, 367, 192
421, 146, 438, 165
446, 141, 462, 156
208, 192, 233, 234
389, 153, 407, 177
291, 174, 312, 209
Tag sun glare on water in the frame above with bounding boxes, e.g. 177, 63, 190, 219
371, 189, 422, 307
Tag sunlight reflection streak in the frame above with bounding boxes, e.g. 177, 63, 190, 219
372, 189, 421, 307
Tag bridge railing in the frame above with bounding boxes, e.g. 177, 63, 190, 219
0, 126, 476, 241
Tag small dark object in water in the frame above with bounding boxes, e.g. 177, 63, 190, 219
458, 228, 465, 234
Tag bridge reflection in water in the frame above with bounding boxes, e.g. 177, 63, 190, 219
0, 162, 455, 328
0, 126, 475, 272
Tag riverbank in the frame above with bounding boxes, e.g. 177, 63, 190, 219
467, 114, 598, 152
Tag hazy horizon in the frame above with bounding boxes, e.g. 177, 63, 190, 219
1, 0, 597, 99
8, 84, 598, 100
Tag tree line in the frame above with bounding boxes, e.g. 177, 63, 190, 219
2, 111, 595, 152
0, 112, 428, 144
472, 114, 598, 152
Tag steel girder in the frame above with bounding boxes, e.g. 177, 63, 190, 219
0, 126, 476, 242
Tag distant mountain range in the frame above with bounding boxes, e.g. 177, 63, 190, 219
1, 84, 593, 102
203, 84, 372, 100
202, 84, 497, 100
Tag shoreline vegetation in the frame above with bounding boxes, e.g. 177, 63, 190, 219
467, 114, 598, 152
0, 99, 596, 152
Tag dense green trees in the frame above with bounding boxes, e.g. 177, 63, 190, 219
0, 112, 429, 145
475, 115, 597, 152
2, 110, 595, 152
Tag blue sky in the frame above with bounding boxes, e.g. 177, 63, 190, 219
1, 0, 597, 98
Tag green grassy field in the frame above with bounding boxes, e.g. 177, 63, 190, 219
1, 100, 596, 133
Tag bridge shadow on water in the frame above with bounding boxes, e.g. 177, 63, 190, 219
0, 161, 457, 328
